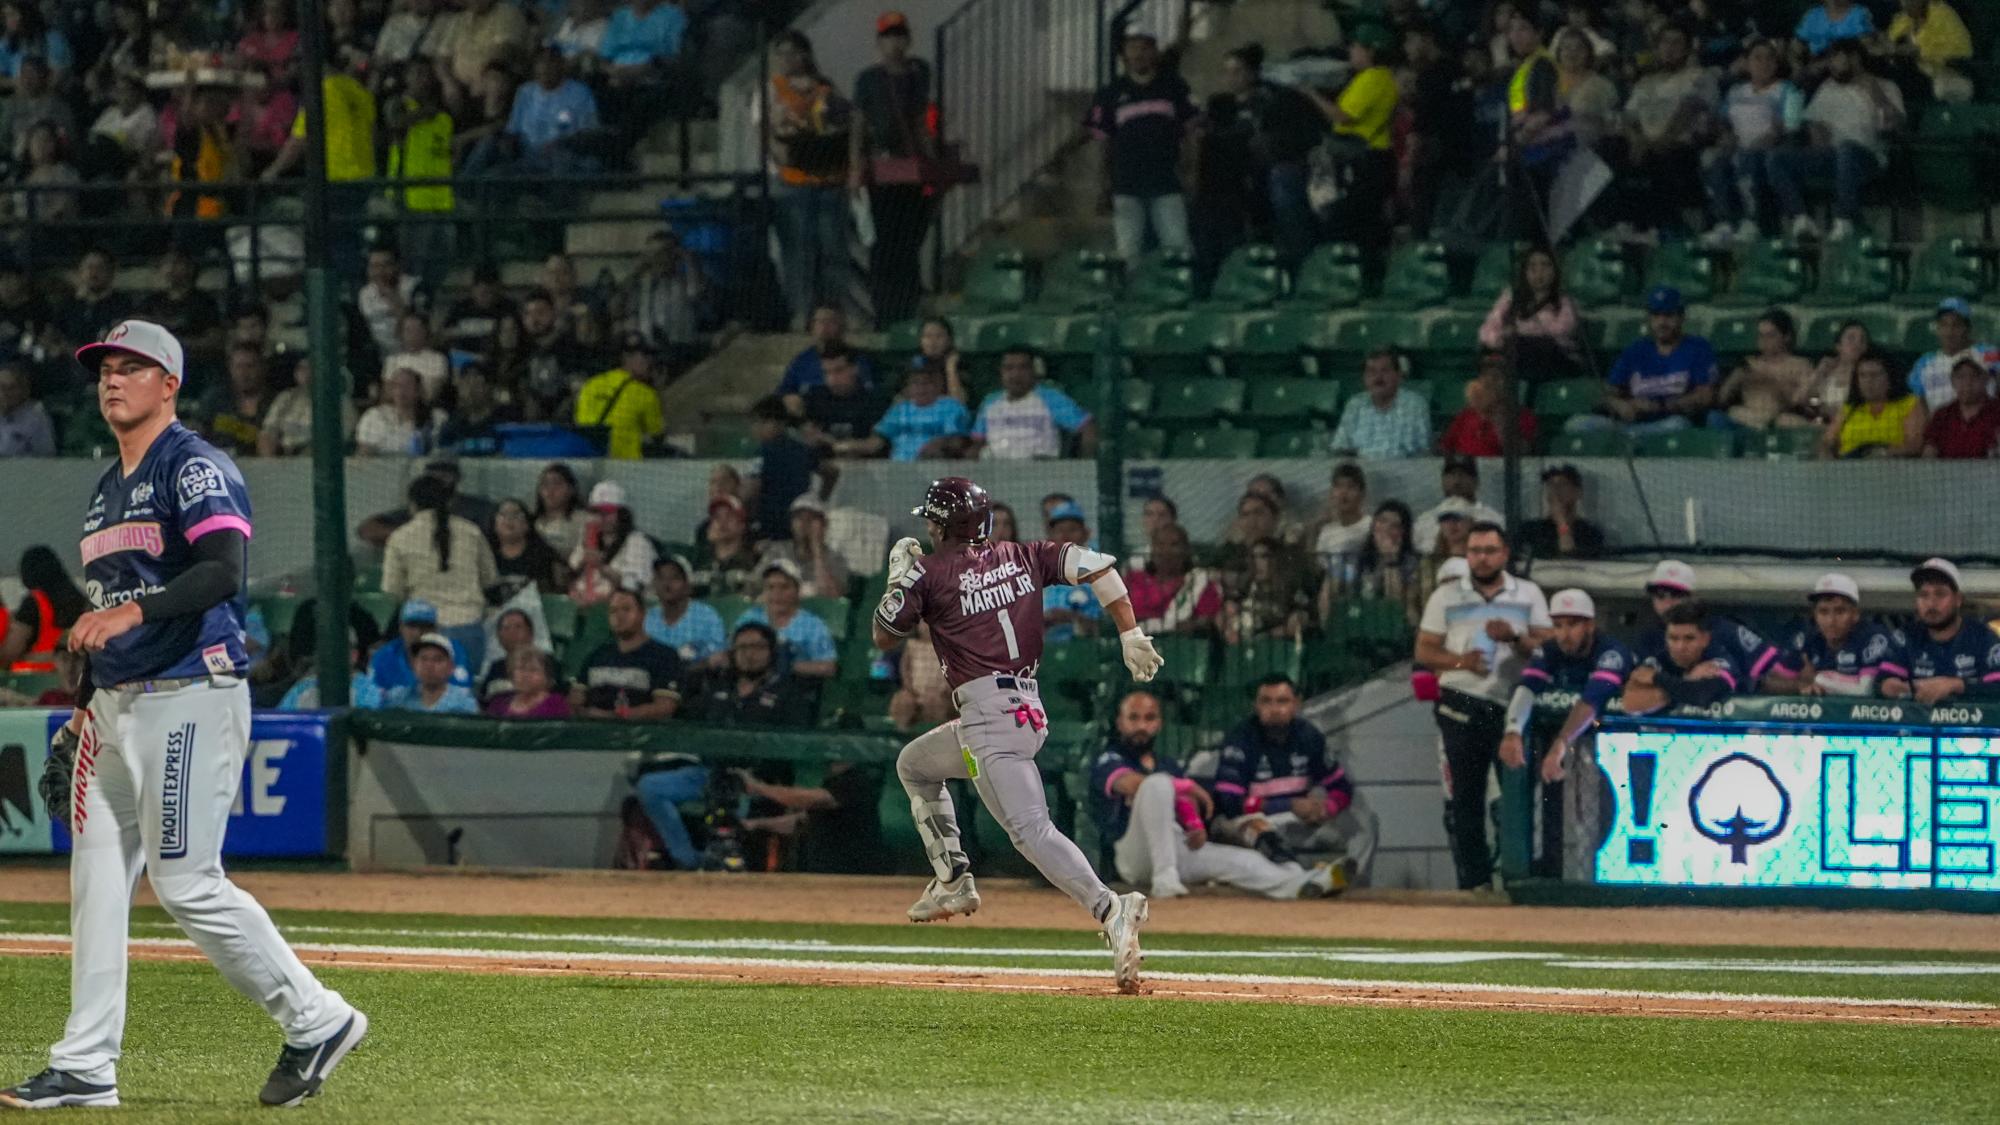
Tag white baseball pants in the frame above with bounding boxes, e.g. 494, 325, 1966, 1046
51, 678, 353, 1085
1113, 773, 1316, 898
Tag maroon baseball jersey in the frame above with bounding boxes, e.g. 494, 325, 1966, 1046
876, 539, 1075, 688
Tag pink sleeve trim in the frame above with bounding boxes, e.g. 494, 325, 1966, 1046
1589, 670, 1624, 685
1749, 649, 1780, 681
1714, 667, 1738, 690
1104, 766, 1138, 798
187, 514, 253, 543
1213, 781, 1248, 795
1324, 789, 1352, 819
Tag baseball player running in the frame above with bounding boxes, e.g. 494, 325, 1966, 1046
873, 477, 1163, 992
2, 321, 365, 1111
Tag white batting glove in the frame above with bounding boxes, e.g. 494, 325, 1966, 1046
886, 536, 925, 587
1119, 627, 1163, 683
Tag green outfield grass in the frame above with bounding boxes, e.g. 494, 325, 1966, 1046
0, 954, 1994, 1124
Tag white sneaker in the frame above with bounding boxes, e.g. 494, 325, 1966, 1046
907, 873, 980, 922
1735, 219, 1762, 243
1828, 218, 1856, 242
1100, 891, 1149, 993
1789, 215, 1822, 241
1700, 222, 1736, 249
1149, 876, 1190, 900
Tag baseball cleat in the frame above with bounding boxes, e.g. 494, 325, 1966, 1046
1100, 891, 1149, 993
259, 1010, 368, 1108
0, 1069, 119, 1109
907, 874, 980, 922
1300, 859, 1355, 899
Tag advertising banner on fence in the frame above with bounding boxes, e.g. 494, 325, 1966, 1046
0, 709, 329, 858
1595, 725, 2000, 891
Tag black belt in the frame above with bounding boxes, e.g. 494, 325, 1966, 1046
994, 676, 1032, 692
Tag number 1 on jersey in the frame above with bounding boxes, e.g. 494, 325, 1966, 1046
995, 604, 1021, 660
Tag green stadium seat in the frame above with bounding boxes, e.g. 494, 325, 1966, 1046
1125, 311, 1226, 379
1149, 377, 1246, 422
967, 314, 1058, 358
1909, 104, 2000, 215
541, 594, 578, 644
1534, 377, 1608, 418
1229, 310, 1321, 378
697, 423, 759, 458
1634, 428, 1736, 459
1704, 312, 1763, 359
1594, 312, 1646, 354
1745, 426, 1824, 459
1897, 236, 1989, 307
1123, 426, 1168, 459
1258, 429, 1326, 457
1643, 242, 1716, 304
562, 605, 612, 678
959, 244, 1030, 312
1120, 249, 1197, 310
1562, 238, 1633, 308
814, 678, 873, 729
1322, 312, 1424, 372
1049, 316, 1112, 383
1244, 377, 1342, 425
1453, 242, 1528, 311
1800, 310, 1901, 356
883, 320, 923, 353
1716, 240, 1806, 307
803, 597, 851, 641
1151, 634, 1213, 684
1167, 428, 1260, 459
1419, 313, 1488, 381
1328, 596, 1412, 661
709, 596, 751, 629
1281, 242, 1364, 309
1204, 243, 1284, 309
1119, 377, 1154, 418
1365, 241, 1451, 310
1218, 639, 1303, 687
1034, 249, 1121, 312
1427, 373, 1477, 418
1549, 430, 1632, 457
1804, 236, 1895, 307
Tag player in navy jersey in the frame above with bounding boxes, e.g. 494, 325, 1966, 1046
1622, 601, 1748, 716
1764, 573, 1910, 698
5, 322, 366, 1112
1634, 559, 1790, 690
872, 476, 1164, 991
1899, 558, 2000, 704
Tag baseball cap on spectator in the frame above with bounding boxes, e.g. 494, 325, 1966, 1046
1646, 559, 1696, 594
1437, 557, 1470, 584
1808, 572, 1861, 606
1442, 453, 1478, 478
790, 494, 826, 516
1046, 500, 1087, 526
1541, 462, 1582, 485
760, 557, 804, 584
876, 10, 909, 34
1549, 588, 1596, 620
412, 632, 455, 659
401, 599, 440, 626
1911, 557, 1962, 591
710, 493, 746, 518
655, 553, 695, 580
1936, 297, 1973, 324
76, 319, 186, 381
1431, 496, 1485, 526
587, 480, 627, 510
1645, 286, 1684, 315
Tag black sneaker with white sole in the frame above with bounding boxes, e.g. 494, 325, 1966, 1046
258, 1011, 369, 1108
0, 1068, 119, 1109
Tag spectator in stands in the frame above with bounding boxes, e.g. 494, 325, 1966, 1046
0, 256, 50, 363
369, 599, 471, 693
801, 346, 889, 458
744, 396, 819, 542
0, 545, 84, 669
231, 68, 298, 174
1520, 463, 1605, 559
1311, 462, 1372, 562
437, 0, 531, 109
1822, 351, 1925, 458
355, 245, 426, 362
263, 57, 380, 285
1219, 491, 1283, 579
1207, 675, 1370, 885
1614, 23, 1718, 238
0, 362, 53, 457
914, 316, 965, 401
1903, 557, 2000, 703
758, 495, 849, 600
490, 497, 568, 595
572, 585, 684, 718
632, 754, 710, 869
733, 558, 837, 680
475, 607, 537, 701
1086, 31, 1198, 264
1619, 601, 1743, 715
1332, 500, 1421, 624
384, 311, 450, 404
1703, 39, 1802, 247
198, 342, 273, 456
55, 249, 131, 353
354, 366, 438, 455
1553, 28, 1618, 147
532, 462, 588, 557
779, 305, 874, 416
439, 261, 522, 358
379, 632, 481, 713
1399, 24, 1476, 239
1439, 358, 1540, 457
646, 553, 726, 665
550, 0, 610, 67
732, 761, 887, 874
382, 60, 456, 294
1713, 309, 1816, 431
1792, 0, 1874, 68
1298, 22, 1399, 270
259, 355, 355, 457
6, 121, 77, 223
692, 493, 760, 599
849, 11, 936, 323
4, 57, 74, 166
1478, 247, 1585, 382
488, 647, 569, 718
1922, 358, 2000, 459
1884, 0, 1974, 105
536, 253, 603, 348
1907, 298, 1998, 411
509, 290, 587, 418
768, 31, 854, 326
889, 621, 952, 730
690, 621, 814, 725
1769, 39, 1903, 243
1806, 318, 1870, 421
1414, 455, 1504, 553
435, 361, 516, 454
1128, 522, 1221, 635
1766, 573, 1910, 698
478, 46, 600, 183
1043, 501, 1103, 643
85, 73, 162, 179
864, 364, 970, 461
373, 0, 446, 89
968, 347, 1096, 459
574, 334, 665, 460
138, 249, 224, 366
1132, 494, 1179, 566
1221, 536, 1311, 644
82, 0, 147, 106
1245, 474, 1307, 548
447, 60, 519, 166
621, 230, 705, 373
1328, 347, 1431, 458
1569, 285, 1716, 437
597, 0, 685, 88
989, 502, 1019, 543
235, 0, 301, 84
570, 479, 658, 604
383, 471, 500, 669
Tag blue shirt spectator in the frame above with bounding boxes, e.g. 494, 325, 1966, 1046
780, 345, 876, 398
507, 73, 600, 150
1042, 584, 1102, 646
380, 682, 482, 713
734, 603, 838, 665
0, 29, 73, 78
368, 632, 472, 692
1607, 333, 1719, 405
1327, 387, 1431, 458
1795, 2, 1873, 56
973, 384, 1092, 459
872, 376, 971, 461
279, 671, 385, 711
645, 599, 728, 664
598, 0, 687, 67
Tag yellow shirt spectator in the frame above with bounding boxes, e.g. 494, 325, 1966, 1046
575, 364, 665, 460
1334, 65, 1398, 151
387, 103, 455, 212
289, 73, 377, 182
1836, 394, 1921, 457
1887, 1, 1972, 75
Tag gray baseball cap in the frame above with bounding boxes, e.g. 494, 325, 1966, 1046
76, 319, 185, 381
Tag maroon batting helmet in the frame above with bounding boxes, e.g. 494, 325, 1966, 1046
912, 476, 992, 542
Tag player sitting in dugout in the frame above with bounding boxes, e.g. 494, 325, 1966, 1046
1761, 573, 1911, 698
1200, 674, 1372, 881
1618, 601, 1745, 716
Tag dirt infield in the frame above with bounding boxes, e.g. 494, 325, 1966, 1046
3, 866, 1995, 953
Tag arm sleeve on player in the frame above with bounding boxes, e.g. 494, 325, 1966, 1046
1063, 545, 1118, 584
1577, 645, 1629, 713
1209, 741, 1249, 819
1506, 684, 1538, 735
874, 568, 925, 637
1307, 733, 1354, 817
134, 529, 244, 622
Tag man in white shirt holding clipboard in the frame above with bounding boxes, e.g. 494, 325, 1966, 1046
1414, 522, 1553, 890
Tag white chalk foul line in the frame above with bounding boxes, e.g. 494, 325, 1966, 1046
0, 933, 1987, 1011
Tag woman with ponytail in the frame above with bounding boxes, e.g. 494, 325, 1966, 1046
382, 471, 500, 669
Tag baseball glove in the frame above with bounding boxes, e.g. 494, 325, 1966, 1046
39, 720, 81, 830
